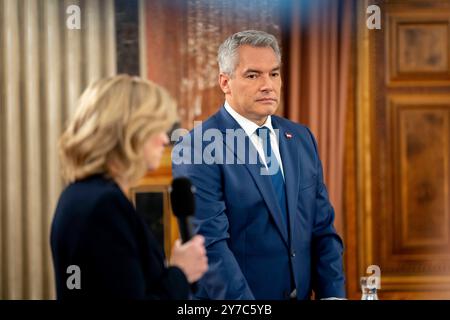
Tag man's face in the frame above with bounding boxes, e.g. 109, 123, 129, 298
219, 45, 282, 126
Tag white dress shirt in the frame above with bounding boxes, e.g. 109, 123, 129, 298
224, 101, 284, 178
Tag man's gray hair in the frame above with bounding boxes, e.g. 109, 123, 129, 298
217, 30, 281, 76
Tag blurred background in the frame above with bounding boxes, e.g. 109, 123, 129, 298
1, 0, 450, 299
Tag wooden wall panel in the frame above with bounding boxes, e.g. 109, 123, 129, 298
387, 11, 450, 86
382, 95, 450, 290
396, 104, 449, 251
357, 0, 450, 299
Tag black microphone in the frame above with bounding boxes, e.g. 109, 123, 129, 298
169, 177, 196, 243
169, 177, 198, 293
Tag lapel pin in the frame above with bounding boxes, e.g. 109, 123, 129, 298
285, 132, 293, 139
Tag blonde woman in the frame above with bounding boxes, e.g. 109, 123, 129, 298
51, 75, 208, 299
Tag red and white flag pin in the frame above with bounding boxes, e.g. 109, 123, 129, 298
285, 132, 293, 139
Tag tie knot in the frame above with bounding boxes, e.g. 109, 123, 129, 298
256, 126, 271, 141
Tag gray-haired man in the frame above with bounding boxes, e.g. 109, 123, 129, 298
173, 30, 345, 300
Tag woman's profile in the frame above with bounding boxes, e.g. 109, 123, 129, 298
50, 75, 208, 299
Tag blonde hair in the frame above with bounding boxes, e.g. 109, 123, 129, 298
59, 74, 178, 184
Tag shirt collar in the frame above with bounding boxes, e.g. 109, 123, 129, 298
224, 101, 275, 137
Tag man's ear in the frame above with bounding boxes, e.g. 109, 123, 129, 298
219, 73, 231, 94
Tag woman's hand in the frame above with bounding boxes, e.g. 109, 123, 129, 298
169, 235, 208, 283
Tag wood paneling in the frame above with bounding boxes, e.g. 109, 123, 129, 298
385, 95, 450, 286
130, 147, 179, 259
356, 0, 450, 299
387, 11, 450, 85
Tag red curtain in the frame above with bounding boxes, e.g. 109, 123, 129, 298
284, 0, 356, 235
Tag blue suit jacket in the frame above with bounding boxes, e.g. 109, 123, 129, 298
172, 106, 345, 300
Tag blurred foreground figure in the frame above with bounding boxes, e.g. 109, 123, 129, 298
51, 75, 208, 299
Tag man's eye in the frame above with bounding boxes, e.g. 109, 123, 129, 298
247, 74, 257, 79
271, 72, 280, 77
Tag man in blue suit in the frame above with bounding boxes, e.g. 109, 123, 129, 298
172, 30, 345, 300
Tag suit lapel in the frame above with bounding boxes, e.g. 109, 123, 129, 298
216, 107, 289, 246
272, 117, 301, 246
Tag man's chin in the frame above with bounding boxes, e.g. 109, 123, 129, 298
258, 103, 278, 115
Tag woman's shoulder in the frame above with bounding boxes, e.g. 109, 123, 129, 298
63, 174, 121, 201
56, 174, 131, 219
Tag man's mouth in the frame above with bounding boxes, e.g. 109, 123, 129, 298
255, 98, 277, 103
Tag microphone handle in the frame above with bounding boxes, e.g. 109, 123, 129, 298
177, 217, 198, 294
178, 219, 191, 243
178, 217, 195, 243
190, 282, 198, 294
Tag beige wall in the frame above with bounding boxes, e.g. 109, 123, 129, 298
0, 0, 116, 299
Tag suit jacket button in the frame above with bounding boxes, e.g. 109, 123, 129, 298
291, 251, 296, 257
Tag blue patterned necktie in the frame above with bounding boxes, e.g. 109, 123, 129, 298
256, 126, 289, 231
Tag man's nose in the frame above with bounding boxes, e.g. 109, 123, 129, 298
259, 74, 274, 92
